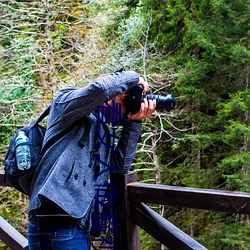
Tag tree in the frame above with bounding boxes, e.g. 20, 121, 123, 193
0, 0, 94, 240
1, 0, 249, 249
103, 0, 250, 249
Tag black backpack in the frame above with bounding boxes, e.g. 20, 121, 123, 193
4, 106, 50, 195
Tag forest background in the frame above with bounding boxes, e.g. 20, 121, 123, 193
0, 0, 249, 249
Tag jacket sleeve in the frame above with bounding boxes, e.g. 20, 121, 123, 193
110, 118, 142, 173
51, 71, 139, 127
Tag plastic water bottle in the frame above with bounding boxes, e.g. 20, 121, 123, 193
15, 131, 31, 170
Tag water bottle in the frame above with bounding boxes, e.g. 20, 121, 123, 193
15, 131, 31, 170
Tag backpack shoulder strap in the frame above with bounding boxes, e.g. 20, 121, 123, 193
33, 105, 50, 126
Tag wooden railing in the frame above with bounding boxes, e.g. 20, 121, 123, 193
110, 172, 250, 250
1, 170, 250, 250
0, 170, 28, 250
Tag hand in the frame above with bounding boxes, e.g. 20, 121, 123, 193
138, 77, 148, 93
128, 98, 156, 122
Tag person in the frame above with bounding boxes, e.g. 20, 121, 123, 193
28, 70, 156, 250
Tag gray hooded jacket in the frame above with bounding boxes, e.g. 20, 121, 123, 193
29, 71, 142, 229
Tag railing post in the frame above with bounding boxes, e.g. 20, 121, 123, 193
110, 171, 140, 250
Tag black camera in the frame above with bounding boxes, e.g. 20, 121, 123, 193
127, 85, 175, 114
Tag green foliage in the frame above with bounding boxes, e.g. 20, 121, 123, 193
140, 229, 160, 250
1, 0, 250, 249
0, 188, 28, 237
0, 1, 97, 249
197, 215, 250, 250
132, 0, 250, 248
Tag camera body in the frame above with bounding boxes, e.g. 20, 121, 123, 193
127, 85, 175, 114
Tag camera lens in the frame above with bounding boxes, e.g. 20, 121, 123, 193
143, 94, 175, 112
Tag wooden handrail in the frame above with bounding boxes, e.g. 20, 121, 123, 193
110, 172, 209, 250
0, 216, 28, 250
1, 170, 250, 250
130, 202, 207, 250
0, 170, 28, 249
110, 171, 250, 250
127, 182, 250, 214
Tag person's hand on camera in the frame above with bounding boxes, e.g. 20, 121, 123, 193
138, 77, 148, 93
128, 98, 156, 122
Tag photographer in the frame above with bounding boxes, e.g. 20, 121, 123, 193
28, 70, 156, 250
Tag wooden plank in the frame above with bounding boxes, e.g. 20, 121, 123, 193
130, 202, 207, 250
128, 183, 250, 214
0, 170, 12, 187
0, 216, 28, 250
